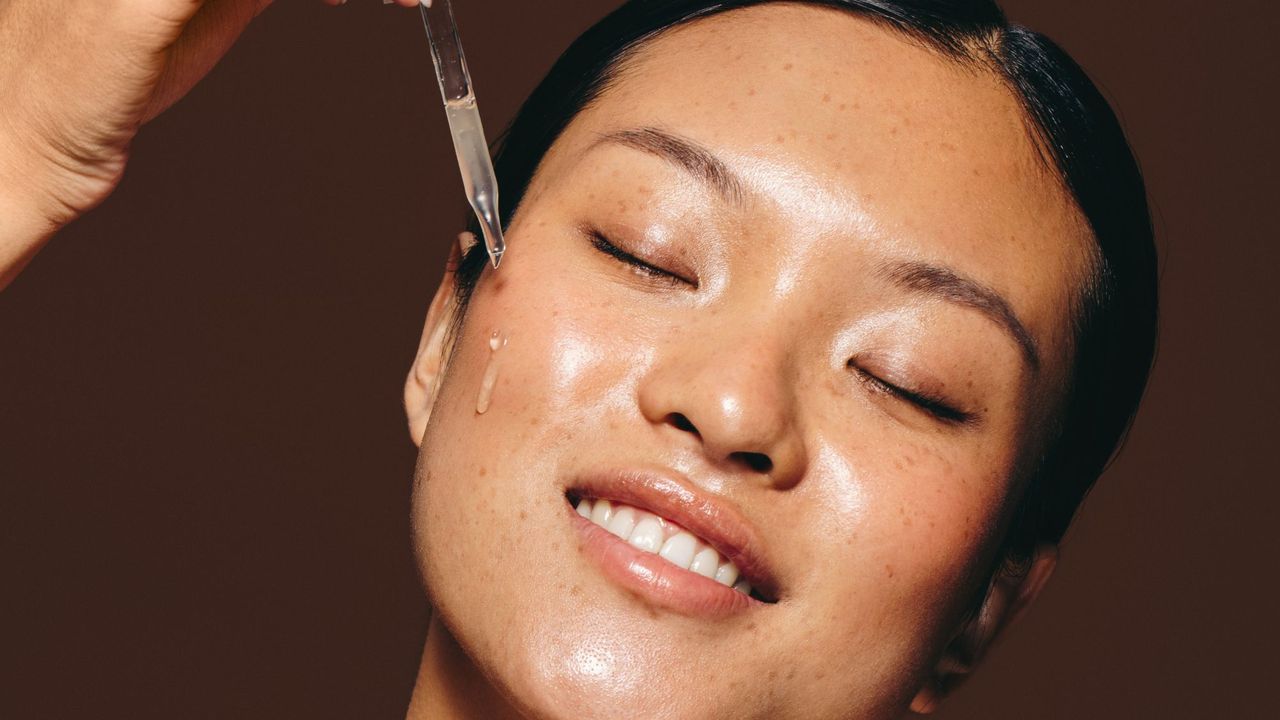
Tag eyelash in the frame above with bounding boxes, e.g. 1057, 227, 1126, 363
590, 229, 970, 426
852, 365, 974, 426
588, 231, 693, 287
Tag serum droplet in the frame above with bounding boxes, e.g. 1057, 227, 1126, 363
476, 330, 507, 414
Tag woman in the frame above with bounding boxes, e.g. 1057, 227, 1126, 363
0, 0, 1157, 717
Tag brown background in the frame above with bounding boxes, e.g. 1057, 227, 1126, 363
1, 0, 1275, 717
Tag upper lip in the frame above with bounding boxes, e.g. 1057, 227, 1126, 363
567, 467, 780, 602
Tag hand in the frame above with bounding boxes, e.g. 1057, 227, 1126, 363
0, 0, 419, 288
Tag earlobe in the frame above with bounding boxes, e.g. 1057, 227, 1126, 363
909, 545, 1058, 714
404, 235, 469, 447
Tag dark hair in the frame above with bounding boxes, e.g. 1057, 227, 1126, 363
454, 0, 1158, 571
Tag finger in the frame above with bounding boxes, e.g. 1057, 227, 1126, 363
142, 0, 270, 121
129, 0, 212, 34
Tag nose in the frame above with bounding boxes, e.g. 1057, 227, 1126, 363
637, 331, 807, 489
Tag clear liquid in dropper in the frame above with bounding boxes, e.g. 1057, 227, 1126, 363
445, 98, 504, 267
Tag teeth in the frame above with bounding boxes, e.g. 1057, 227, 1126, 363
605, 506, 637, 540
658, 532, 697, 569
689, 547, 720, 579
575, 497, 748, 593
628, 517, 664, 553
591, 499, 614, 527
714, 561, 739, 588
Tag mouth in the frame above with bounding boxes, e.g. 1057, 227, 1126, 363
565, 470, 779, 616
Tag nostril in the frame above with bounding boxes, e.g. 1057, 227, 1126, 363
732, 451, 773, 474
667, 412, 699, 436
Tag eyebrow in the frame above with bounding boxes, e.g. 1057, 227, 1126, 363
596, 127, 1039, 371
595, 127, 745, 205
878, 260, 1041, 372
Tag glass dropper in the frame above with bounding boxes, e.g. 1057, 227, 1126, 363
419, 0, 505, 269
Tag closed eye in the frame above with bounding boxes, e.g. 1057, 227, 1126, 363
851, 364, 975, 426
588, 230, 694, 288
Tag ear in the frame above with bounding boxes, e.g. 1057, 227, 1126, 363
909, 545, 1058, 714
404, 233, 472, 447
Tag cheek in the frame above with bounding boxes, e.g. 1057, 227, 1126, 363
485, 287, 648, 432
843, 444, 1010, 626
413, 240, 654, 564
788, 425, 1015, 665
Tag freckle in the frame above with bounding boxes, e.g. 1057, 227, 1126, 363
824, 132, 836, 141
728, 101, 738, 110
519, 510, 528, 520
747, 622, 757, 631
551, 542, 560, 551
816, 670, 826, 680
890, 126, 899, 136
821, 93, 831, 103
786, 668, 796, 680
775, 134, 785, 144
768, 669, 778, 680
571, 584, 582, 595
747, 87, 757, 96
478, 466, 487, 477
838, 103, 847, 111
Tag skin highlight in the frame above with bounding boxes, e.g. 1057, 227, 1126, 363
404, 6, 1088, 719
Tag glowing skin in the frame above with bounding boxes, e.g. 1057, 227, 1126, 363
403, 5, 1090, 720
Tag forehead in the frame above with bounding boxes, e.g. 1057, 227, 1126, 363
540, 3, 1092, 370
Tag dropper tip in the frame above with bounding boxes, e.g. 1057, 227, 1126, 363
488, 249, 504, 270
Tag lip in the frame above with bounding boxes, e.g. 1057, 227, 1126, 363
566, 468, 779, 617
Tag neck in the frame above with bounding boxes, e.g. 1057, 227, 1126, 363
405, 613, 526, 720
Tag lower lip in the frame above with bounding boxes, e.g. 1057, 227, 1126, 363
568, 502, 758, 618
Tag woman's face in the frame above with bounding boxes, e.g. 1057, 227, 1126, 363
407, 5, 1090, 719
